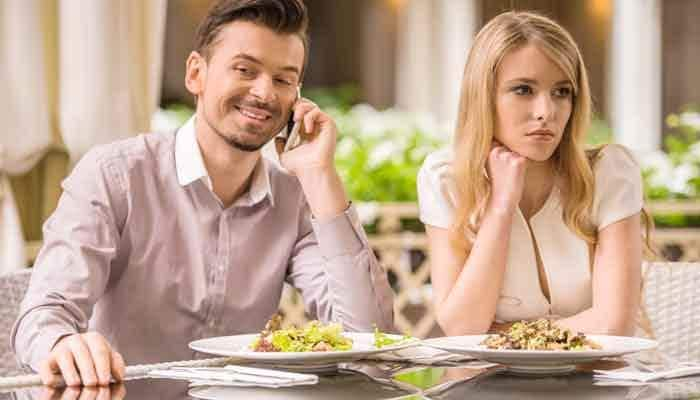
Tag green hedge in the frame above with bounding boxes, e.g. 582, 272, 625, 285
155, 88, 699, 227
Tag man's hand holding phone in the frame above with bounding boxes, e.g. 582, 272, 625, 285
277, 97, 349, 221
277, 97, 336, 173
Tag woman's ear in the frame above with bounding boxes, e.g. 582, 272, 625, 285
185, 51, 206, 97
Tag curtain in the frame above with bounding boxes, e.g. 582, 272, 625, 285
0, 0, 167, 273
59, 0, 167, 161
0, 0, 54, 273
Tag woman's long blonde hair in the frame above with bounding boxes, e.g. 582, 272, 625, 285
450, 11, 654, 255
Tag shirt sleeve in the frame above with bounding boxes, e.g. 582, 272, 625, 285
285, 203, 395, 332
591, 144, 644, 230
417, 150, 455, 229
11, 147, 126, 372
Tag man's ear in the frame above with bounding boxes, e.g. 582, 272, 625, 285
185, 51, 206, 97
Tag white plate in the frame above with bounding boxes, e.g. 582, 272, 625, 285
189, 333, 418, 364
423, 335, 658, 375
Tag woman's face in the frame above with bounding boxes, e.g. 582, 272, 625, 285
494, 44, 573, 162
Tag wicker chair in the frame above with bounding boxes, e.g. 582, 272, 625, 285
641, 261, 700, 362
0, 268, 32, 376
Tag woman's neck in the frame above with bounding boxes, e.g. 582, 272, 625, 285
520, 159, 556, 219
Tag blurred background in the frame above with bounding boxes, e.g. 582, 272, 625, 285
1, 0, 699, 336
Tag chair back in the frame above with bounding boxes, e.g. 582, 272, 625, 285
641, 261, 700, 362
0, 268, 32, 375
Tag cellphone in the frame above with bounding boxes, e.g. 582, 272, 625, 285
274, 114, 304, 155
274, 113, 294, 155
286, 113, 295, 139
284, 118, 305, 152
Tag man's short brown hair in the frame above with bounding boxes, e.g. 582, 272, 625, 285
194, 0, 309, 80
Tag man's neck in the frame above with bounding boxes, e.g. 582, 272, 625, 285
194, 115, 260, 208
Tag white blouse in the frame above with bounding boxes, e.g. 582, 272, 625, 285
417, 144, 643, 322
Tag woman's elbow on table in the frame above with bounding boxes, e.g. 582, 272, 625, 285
588, 309, 637, 336
435, 308, 491, 336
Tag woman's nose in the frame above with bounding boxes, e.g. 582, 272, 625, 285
533, 93, 555, 121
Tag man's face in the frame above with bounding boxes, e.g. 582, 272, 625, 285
186, 21, 304, 152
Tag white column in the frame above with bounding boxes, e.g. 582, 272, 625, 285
395, 0, 479, 127
609, 0, 662, 152
395, 0, 435, 114
436, 0, 479, 126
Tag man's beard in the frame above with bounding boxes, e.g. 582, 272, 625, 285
213, 125, 270, 152
203, 97, 283, 152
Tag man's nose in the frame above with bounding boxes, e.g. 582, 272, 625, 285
249, 75, 276, 103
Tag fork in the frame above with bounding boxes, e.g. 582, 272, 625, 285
337, 362, 421, 393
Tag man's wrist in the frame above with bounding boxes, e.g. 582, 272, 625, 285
296, 166, 349, 221
294, 165, 335, 181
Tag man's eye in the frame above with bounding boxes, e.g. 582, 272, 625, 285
275, 78, 292, 86
513, 85, 533, 95
234, 67, 254, 76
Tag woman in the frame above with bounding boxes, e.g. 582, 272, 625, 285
418, 11, 652, 336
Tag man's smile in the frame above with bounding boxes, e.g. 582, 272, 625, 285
234, 105, 273, 122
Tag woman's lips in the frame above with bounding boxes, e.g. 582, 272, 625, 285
526, 129, 555, 141
526, 133, 555, 141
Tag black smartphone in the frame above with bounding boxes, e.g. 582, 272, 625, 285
275, 113, 302, 155
286, 113, 295, 137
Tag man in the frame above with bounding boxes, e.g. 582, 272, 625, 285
12, 0, 394, 387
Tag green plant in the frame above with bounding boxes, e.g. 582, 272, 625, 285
151, 92, 700, 229
151, 103, 194, 132
642, 106, 700, 200
586, 116, 613, 146
152, 91, 447, 204
303, 86, 448, 203
641, 105, 700, 227
301, 84, 360, 112
332, 104, 447, 202
665, 105, 700, 162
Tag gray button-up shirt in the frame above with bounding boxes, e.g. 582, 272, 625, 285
12, 118, 394, 371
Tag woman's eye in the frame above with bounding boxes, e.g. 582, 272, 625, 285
513, 85, 533, 95
554, 87, 572, 98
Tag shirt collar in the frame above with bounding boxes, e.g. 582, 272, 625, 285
175, 116, 211, 189
248, 157, 275, 207
174, 116, 274, 207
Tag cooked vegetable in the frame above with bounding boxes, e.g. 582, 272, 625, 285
481, 319, 601, 351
